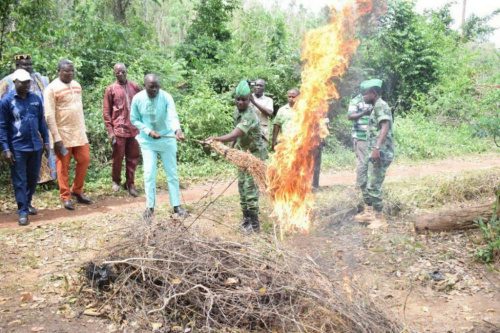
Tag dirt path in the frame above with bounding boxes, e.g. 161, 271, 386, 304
1, 153, 498, 228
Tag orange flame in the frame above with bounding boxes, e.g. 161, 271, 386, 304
267, 0, 372, 237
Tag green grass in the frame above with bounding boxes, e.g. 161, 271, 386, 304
394, 113, 493, 161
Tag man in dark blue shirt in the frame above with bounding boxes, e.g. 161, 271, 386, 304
0, 69, 50, 226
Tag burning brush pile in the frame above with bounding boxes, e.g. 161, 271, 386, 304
80, 222, 403, 332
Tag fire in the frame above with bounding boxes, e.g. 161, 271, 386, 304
267, 0, 372, 237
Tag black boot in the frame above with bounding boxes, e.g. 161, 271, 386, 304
248, 211, 260, 232
240, 210, 252, 232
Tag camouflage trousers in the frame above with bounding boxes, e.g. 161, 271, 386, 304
353, 139, 368, 188
360, 156, 392, 212
238, 170, 259, 214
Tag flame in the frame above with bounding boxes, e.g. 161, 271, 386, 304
267, 0, 372, 237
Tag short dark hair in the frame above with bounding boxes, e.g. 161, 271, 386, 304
57, 59, 73, 71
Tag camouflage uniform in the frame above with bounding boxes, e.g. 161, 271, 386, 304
360, 98, 394, 212
234, 106, 267, 215
348, 94, 371, 188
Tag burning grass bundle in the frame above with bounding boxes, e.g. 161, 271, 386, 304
206, 141, 267, 193
80, 222, 404, 332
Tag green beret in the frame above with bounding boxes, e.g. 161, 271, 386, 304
360, 79, 383, 93
235, 80, 251, 97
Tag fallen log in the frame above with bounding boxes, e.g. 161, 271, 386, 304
414, 201, 498, 233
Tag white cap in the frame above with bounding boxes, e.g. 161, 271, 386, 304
11, 69, 32, 82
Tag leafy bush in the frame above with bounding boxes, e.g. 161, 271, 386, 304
475, 189, 500, 264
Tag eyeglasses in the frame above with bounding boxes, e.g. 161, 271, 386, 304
14, 54, 31, 61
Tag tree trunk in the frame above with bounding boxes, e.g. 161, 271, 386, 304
414, 202, 498, 233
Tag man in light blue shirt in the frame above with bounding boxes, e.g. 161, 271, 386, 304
130, 74, 188, 220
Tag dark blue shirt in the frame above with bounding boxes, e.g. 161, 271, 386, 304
0, 91, 49, 152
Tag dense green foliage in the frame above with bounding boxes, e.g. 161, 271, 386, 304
475, 190, 500, 264
0, 0, 497, 188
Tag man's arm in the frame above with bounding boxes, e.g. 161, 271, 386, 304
271, 124, 281, 150
347, 103, 371, 121
214, 128, 244, 142
250, 95, 273, 117
0, 100, 14, 163
165, 92, 182, 136
44, 86, 62, 144
370, 120, 390, 162
102, 87, 115, 138
37, 97, 50, 147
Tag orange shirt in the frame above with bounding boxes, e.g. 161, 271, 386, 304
44, 78, 88, 147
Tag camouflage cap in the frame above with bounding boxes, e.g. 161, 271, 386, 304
360, 79, 383, 93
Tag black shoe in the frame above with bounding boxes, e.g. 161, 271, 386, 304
63, 200, 75, 210
173, 206, 188, 218
72, 192, 92, 204
128, 185, 139, 197
28, 205, 38, 215
240, 210, 251, 229
143, 208, 154, 221
18, 213, 29, 226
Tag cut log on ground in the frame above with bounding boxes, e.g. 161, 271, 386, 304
414, 201, 499, 233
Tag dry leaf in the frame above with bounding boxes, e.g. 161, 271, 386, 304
151, 322, 162, 330
31, 327, 45, 332
83, 308, 102, 316
20, 292, 33, 303
258, 287, 267, 295
171, 278, 182, 285
224, 277, 239, 286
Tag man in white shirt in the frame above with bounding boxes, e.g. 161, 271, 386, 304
250, 79, 273, 149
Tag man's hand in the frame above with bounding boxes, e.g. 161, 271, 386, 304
249, 94, 255, 104
54, 141, 67, 156
43, 143, 51, 158
2, 150, 15, 164
370, 148, 380, 163
149, 130, 161, 139
362, 105, 373, 116
175, 129, 185, 141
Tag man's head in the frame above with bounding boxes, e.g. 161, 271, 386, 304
287, 88, 300, 107
360, 79, 383, 104
253, 79, 266, 97
14, 54, 33, 74
58, 59, 75, 84
144, 74, 160, 98
114, 63, 127, 84
235, 80, 251, 111
12, 69, 32, 96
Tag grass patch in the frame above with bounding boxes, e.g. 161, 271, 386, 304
384, 168, 499, 216
394, 113, 494, 161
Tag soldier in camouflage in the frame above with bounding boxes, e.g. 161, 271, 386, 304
207, 80, 267, 233
347, 83, 372, 189
354, 79, 394, 229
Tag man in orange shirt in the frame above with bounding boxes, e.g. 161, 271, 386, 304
44, 59, 91, 210
103, 63, 141, 197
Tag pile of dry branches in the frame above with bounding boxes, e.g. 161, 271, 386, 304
80, 222, 404, 332
206, 141, 267, 193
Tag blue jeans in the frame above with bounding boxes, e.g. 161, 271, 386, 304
141, 142, 181, 209
10, 150, 42, 215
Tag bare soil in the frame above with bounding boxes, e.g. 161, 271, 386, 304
0, 153, 499, 332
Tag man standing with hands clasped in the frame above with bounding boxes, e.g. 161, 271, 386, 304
250, 79, 273, 149
131, 74, 188, 220
103, 63, 141, 197
0, 69, 50, 225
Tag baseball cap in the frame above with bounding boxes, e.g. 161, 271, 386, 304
11, 69, 32, 82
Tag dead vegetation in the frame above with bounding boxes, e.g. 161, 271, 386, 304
205, 141, 267, 193
80, 221, 404, 332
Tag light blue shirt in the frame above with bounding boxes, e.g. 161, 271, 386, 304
130, 90, 181, 151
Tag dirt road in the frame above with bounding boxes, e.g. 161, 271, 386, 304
1, 154, 498, 228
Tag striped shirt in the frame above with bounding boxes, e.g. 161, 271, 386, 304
44, 78, 88, 147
